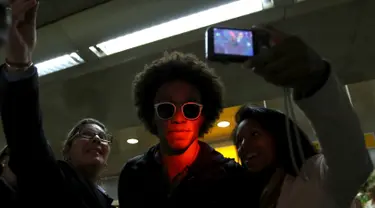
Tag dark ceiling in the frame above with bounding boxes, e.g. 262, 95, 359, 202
37, 0, 111, 27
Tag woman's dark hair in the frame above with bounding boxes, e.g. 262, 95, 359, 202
232, 104, 318, 176
132, 51, 224, 136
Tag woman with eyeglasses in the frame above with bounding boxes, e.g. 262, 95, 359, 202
0, 1, 114, 207
1, 117, 115, 208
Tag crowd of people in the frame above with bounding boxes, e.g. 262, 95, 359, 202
0, 0, 373, 208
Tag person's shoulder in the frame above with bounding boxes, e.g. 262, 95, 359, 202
120, 153, 150, 177
221, 158, 245, 174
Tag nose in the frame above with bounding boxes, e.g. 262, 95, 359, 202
171, 108, 186, 124
91, 135, 101, 144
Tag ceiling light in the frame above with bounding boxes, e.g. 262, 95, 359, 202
91, 0, 263, 57
36, 52, 85, 76
217, 121, 230, 128
262, 0, 274, 8
127, 138, 138, 144
89, 46, 106, 58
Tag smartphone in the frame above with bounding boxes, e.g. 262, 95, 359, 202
205, 27, 269, 62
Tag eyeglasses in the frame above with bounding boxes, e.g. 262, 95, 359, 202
73, 129, 113, 144
154, 102, 203, 120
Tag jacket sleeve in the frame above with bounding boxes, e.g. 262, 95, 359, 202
118, 161, 144, 208
0, 177, 16, 204
1, 67, 64, 188
295, 70, 373, 206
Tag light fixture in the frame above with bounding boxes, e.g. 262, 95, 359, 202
262, 0, 274, 9
89, 46, 106, 58
90, 0, 263, 57
127, 138, 139, 144
217, 121, 230, 128
35, 52, 85, 76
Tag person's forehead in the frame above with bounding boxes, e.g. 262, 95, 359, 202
155, 80, 200, 103
237, 119, 261, 134
81, 123, 104, 132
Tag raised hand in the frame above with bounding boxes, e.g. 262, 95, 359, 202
6, 0, 38, 65
245, 26, 328, 96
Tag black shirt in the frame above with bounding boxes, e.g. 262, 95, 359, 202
118, 141, 259, 208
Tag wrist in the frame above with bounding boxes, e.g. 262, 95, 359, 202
294, 61, 330, 99
6, 51, 32, 65
5, 58, 33, 71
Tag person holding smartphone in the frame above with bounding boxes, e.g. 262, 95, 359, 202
232, 27, 372, 208
1, 1, 115, 208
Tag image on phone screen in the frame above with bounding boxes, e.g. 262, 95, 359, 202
213, 28, 254, 57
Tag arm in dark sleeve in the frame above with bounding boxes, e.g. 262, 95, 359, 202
0, 178, 16, 204
118, 162, 144, 208
1, 66, 64, 186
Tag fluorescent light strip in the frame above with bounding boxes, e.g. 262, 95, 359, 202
93, 0, 264, 56
36, 52, 85, 76
262, 0, 274, 8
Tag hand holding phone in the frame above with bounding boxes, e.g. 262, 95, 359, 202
244, 26, 327, 94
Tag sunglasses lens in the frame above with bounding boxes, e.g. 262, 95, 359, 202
183, 103, 201, 119
156, 103, 175, 119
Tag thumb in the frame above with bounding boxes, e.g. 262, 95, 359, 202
242, 59, 253, 70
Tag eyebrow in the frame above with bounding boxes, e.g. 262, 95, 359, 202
155, 98, 201, 104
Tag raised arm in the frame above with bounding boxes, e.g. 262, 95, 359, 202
1, 0, 63, 186
295, 69, 372, 205
2, 67, 63, 180
247, 26, 372, 206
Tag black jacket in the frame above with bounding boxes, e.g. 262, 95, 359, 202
1, 68, 113, 208
0, 178, 16, 208
118, 141, 261, 207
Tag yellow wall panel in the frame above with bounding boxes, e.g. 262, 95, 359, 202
215, 145, 240, 163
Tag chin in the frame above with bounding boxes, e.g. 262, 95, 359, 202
87, 156, 105, 166
246, 165, 265, 173
169, 144, 189, 152
168, 138, 192, 149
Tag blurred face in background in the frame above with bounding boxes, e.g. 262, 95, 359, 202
0, 155, 17, 187
154, 80, 204, 155
66, 124, 111, 173
236, 119, 276, 172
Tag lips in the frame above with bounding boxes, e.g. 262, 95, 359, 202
87, 147, 103, 155
244, 152, 258, 162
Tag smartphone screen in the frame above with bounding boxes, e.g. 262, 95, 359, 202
213, 28, 254, 57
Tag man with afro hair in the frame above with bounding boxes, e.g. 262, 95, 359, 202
118, 52, 257, 207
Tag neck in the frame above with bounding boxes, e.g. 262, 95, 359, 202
71, 162, 101, 183
161, 140, 200, 181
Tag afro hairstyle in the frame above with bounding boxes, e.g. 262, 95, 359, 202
132, 51, 224, 137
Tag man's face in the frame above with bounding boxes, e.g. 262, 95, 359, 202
153, 80, 204, 155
